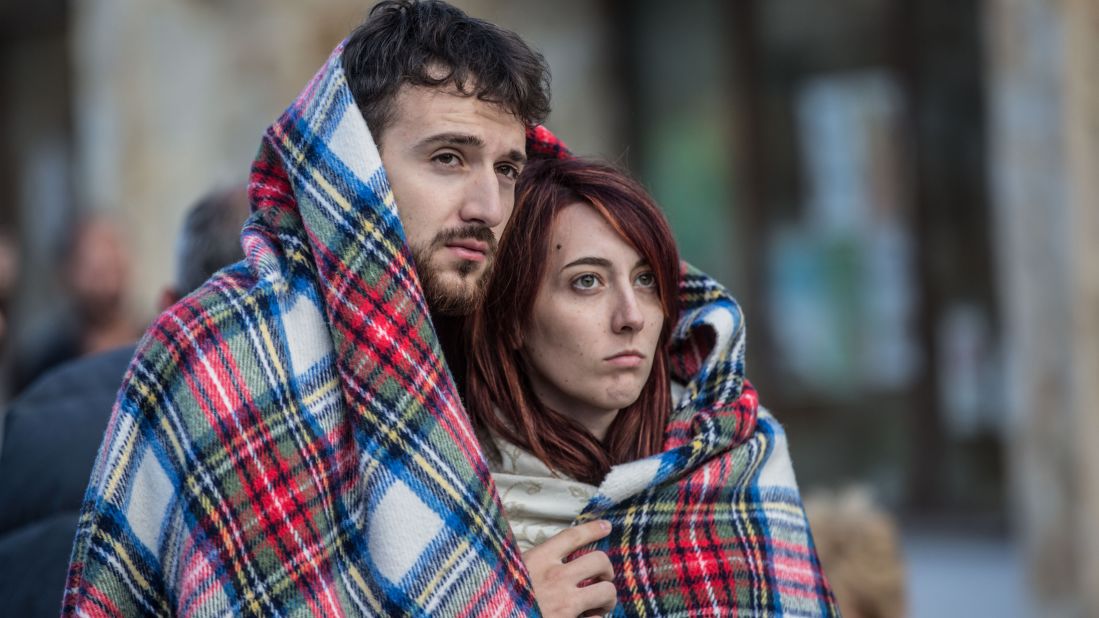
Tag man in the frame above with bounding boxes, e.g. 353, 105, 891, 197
1, 185, 250, 618
63, 3, 611, 616
160, 185, 254, 309
12, 216, 142, 394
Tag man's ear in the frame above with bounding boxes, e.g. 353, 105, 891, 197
158, 288, 180, 312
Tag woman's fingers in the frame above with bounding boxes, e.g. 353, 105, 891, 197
523, 521, 618, 617
576, 580, 618, 617
528, 520, 612, 562
566, 549, 615, 583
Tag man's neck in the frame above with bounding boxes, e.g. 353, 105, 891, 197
433, 314, 469, 400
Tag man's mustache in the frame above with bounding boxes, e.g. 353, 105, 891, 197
431, 225, 497, 252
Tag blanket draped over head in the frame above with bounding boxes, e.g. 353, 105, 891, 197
64, 44, 543, 617
63, 44, 835, 617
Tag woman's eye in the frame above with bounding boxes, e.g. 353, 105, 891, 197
635, 272, 656, 288
572, 274, 600, 290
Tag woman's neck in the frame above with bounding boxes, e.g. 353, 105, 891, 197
554, 405, 619, 443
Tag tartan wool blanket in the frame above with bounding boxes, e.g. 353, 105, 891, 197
62, 43, 836, 616
572, 266, 840, 616
62, 45, 548, 617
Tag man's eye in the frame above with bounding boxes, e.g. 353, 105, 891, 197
572, 274, 600, 290
433, 153, 460, 166
497, 164, 520, 180
635, 272, 656, 288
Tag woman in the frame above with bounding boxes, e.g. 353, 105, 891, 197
467, 158, 838, 617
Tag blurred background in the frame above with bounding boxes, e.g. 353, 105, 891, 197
1, 0, 1096, 616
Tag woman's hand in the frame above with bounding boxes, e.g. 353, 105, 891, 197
523, 520, 617, 617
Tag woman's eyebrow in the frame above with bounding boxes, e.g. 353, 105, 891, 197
562, 256, 612, 269
561, 257, 649, 270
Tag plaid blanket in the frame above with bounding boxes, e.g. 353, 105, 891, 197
63, 44, 547, 617
574, 266, 839, 616
62, 43, 835, 617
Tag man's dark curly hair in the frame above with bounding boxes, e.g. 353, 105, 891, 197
341, 0, 551, 141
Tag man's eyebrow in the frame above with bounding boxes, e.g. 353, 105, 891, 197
415, 133, 527, 164
417, 132, 484, 149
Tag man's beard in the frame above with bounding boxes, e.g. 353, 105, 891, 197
75, 290, 126, 327
411, 225, 496, 316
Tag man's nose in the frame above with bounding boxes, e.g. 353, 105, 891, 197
611, 288, 645, 334
459, 166, 505, 228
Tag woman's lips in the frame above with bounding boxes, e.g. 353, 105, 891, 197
604, 350, 645, 368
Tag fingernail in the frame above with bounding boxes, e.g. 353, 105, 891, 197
598, 519, 611, 532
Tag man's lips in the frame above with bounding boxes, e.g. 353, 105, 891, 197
444, 239, 489, 262
604, 350, 646, 368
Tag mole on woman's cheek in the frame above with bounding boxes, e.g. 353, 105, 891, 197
556, 244, 562, 250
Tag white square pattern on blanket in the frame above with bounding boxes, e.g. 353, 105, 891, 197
282, 296, 333, 377
328, 104, 380, 185
756, 412, 797, 489
368, 478, 444, 584
127, 449, 174, 554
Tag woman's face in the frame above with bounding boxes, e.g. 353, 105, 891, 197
522, 202, 665, 440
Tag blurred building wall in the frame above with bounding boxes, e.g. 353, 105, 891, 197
0, 3, 75, 374
71, 0, 368, 322
70, 0, 622, 324
986, 0, 1099, 615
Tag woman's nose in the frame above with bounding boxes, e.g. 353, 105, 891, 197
611, 289, 645, 333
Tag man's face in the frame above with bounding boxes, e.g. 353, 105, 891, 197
378, 83, 527, 316
67, 220, 130, 323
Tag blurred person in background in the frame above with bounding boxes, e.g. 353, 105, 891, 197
159, 184, 253, 309
0, 229, 20, 351
62, 1, 562, 615
0, 184, 251, 618
804, 486, 907, 618
0, 229, 21, 408
12, 215, 141, 394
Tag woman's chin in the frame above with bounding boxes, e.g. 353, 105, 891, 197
598, 388, 645, 411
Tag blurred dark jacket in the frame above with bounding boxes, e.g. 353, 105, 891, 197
0, 345, 133, 617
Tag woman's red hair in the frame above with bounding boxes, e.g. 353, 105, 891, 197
466, 158, 680, 485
